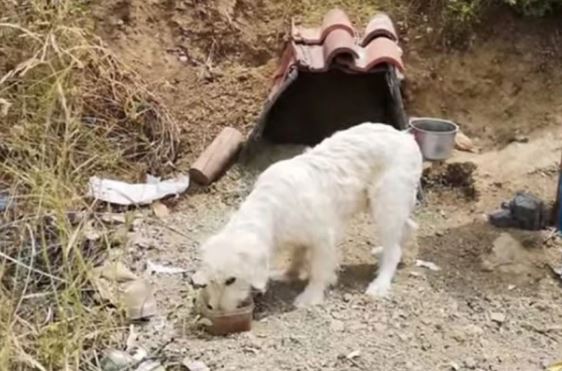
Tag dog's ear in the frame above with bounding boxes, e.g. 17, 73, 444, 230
191, 270, 208, 288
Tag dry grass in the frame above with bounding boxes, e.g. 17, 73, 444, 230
0, 1, 182, 369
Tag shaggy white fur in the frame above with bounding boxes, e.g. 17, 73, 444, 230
192, 123, 423, 310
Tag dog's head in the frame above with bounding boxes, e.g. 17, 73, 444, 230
191, 231, 269, 311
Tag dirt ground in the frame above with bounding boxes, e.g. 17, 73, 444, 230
91, 1, 562, 370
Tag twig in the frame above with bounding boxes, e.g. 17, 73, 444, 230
152, 218, 196, 242
0, 249, 66, 283
11, 224, 36, 327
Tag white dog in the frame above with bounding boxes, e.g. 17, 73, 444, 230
192, 123, 423, 310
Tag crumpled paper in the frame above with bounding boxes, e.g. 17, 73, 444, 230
87, 174, 189, 206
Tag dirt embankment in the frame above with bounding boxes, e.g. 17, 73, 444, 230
92, 1, 562, 162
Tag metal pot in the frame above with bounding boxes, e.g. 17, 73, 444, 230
408, 117, 458, 161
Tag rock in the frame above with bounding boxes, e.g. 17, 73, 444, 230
152, 202, 170, 219
464, 324, 484, 336
449, 361, 461, 370
512, 135, 529, 143
481, 233, 533, 275
455, 130, 476, 152
100, 349, 134, 371
101, 213, 127, 224
490, 312, 506, 324
464, 357, 477, 369
137, 361, 165, 371
330, 319, 345, 332
183, 360, 210, 371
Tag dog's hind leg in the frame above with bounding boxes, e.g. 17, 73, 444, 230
366, 174, 416, 298
371, 218, 418, 266
294, 233, 337, 308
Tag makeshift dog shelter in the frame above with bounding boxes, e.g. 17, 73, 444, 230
248, 9, 408, 147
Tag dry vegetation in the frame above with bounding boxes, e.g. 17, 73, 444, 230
0, 1, 181, 369
0, 0, 560, 369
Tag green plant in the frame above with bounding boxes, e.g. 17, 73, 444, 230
503, 0, 561, 16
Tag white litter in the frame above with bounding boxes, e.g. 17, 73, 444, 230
146, 260, 187, 275
183, 360, 210, 371
346, 350, 361, 359
87, 174, 189, 206
415, 259, 441, 271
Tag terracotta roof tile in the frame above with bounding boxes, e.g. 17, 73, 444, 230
248, 9, 409, 147
291, 8, 354, 45
270, 9, 404, 98
362, 12, 398, 45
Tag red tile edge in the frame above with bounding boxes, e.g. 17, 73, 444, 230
362, 37, 404, 71
323, 29, 360, 66
361, 13, 398, 46
292, 8, 355, 45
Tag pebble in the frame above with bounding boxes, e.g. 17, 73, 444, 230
464, 357, 477, 369
464, 324, 484, 336
449, 361, 461, 370
183, 360, 210, 371
178, 55, 188, 63
490, 312, 506, 324
330, 319, 345, 332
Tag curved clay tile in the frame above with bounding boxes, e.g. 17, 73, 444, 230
292, 8, 355, 45
361, 13, 398, 46
269, 45, 297, 99
323, 29, 359, 67
361, 37, 404, 71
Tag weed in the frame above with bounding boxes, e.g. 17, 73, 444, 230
0, 0, 180, 368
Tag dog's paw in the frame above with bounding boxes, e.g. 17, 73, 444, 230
365, 279, 391, 298
294, 289, 324, 308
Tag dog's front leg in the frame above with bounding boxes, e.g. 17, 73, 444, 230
294, 235, 337, 308
270, 245, 309, 282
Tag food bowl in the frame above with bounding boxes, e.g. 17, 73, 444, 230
409, 117, 458, 161
196, 291, 254, 336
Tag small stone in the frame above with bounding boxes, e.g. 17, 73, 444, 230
464, 324, 484, 336
490, 312, 506, 324
152, 202, 170, 219
178, 55, 188, 63
449, 361, 461, 370
330, 320, 345, 332
101, 213, 126, 224
512, 135, 529, 143
464, 357, 477, 369
183, 360, 210, 371
343, 293, 353, 302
